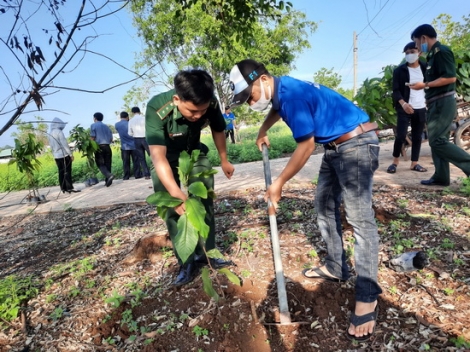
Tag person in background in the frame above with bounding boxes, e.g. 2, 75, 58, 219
115, 111, 138, 180
90, 112, 114, 187
229, 59, 381, 341
223, 106, 236, 144
129, 106, 151, 179
48, 117, 80, 194
387, 42, 427, 174
146, 69, 234, 286
410, 24, 470, 185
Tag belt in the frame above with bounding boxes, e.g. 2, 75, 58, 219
426, 91, 455, 105
325, 121, 378, 148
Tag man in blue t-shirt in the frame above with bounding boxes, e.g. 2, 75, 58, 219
115, 111, 139, 180
229, 59, 381, 341
223, 106, 236, 144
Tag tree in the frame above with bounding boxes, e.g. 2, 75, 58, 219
11, 117, 49, 147
130, 0, 316, 111
313, 67, 354, 101
313, 67, 342, 90
432, 14, 470, 53
0, 0, 151, 137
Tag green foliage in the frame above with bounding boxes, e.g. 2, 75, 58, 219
11, 117, 49, 146
105, 290, 125, 308
201, 267, 219, 302
69, 125, 99, 178
10, 133, 44, 191
203, 123, 297, 166
455, 51, 470, 102
192, 325, 209, 338
0, 275, 39, 328
313, 67, 342, 90
130, 0, 316, 106
146, 149, 240, 299
354, 64, 397, 128
450, 335, 470, 349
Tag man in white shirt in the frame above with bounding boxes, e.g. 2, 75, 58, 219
128, 106, 150, 179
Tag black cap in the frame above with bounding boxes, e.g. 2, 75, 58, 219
229, 59, 268, 107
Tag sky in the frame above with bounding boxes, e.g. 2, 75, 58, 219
1, 0, 469, 147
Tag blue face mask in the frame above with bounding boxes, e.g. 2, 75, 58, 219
420, 38, 428, 53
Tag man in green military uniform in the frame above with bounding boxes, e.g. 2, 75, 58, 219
146, 69, 235, 286
410, 24, 470, 186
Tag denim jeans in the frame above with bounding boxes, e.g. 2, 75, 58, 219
315, 131, 382, 303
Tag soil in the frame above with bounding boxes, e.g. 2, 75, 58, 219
0, 184, 470, 352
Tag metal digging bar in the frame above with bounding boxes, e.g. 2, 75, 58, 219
261, 144, 292, 325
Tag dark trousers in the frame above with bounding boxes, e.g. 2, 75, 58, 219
121, 149, 139, 180
225, 129, 235, 143
55, 155, 74, 191
151, 152, 215, 265
95, 144, 113, 178
427, 96, 470, 182
392, 108, 426, 161
134, 138, 150, 178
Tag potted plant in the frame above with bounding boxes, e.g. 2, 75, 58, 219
69, 125, 99, 186
10, 133, 45, 202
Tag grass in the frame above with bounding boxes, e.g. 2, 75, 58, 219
1, 123, 297, 191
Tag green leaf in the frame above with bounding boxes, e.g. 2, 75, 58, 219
177, 151, 191, 186
206, 248, 224, 259
156, 206, 168, 219
193, 169, 218, 178
174, 214, 199, 264
207, 189, 216, 199
218, 268, 241, 286
146, 192, 182, 207
190, 149, 200, 163
201, 267, 219, 302
187, 181, 208, 198
185, 198, 209, 239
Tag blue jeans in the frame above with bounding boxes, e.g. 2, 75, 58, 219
315, 131, 382, 303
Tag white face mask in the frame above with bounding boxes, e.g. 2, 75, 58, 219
405, 53, 419, 64
249, 80, 271, 112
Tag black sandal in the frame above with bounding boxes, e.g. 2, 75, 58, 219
346, 304, 379, 341
387, 164, 397, 174
411, 164, 427, 172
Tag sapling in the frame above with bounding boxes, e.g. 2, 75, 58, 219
146, 150, 240, 301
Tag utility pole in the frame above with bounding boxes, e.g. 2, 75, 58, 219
353, 31, 358, 97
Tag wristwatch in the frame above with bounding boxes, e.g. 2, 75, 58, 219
424, 82, 430, 90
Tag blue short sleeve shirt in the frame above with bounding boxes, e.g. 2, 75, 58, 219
274, 76, 370, 144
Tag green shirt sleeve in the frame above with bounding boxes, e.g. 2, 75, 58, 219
432, 45, 456, 79
145, 92, 173, 146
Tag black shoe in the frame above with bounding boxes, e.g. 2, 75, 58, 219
420, 178, 449, 186
106, 175, 115, 187
195, 255, 234, 269
173, 262, 198, 286
67, 189, 81, 193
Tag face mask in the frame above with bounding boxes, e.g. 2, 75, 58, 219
249, 80, 271, 112
405, 53, 419, 64
420, 38, 428, 53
